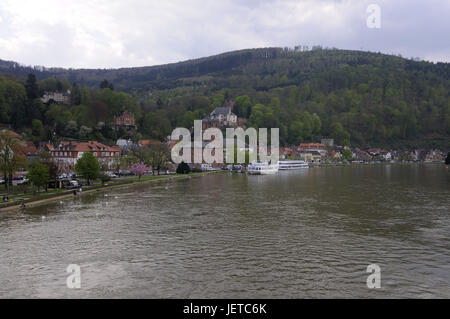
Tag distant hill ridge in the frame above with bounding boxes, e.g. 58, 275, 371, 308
1, 47, 449, 91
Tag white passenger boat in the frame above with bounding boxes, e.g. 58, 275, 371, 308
278, 160, 309, 170
247, 162, 279, 175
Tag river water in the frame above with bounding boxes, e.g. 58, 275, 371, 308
0, 164, 449, 298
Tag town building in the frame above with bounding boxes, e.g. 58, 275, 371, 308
116, 139, 137, 154
321, 139, 334, 147
41, 91, 71, 105
202, 102, 238, 129
280, 147, 295, 160
353, 148, 372, 162
299, 143, 327, 157
47, 141, 120, 172
299, 150, 322, 163
21, 141, 39, 159
114, 111, 136, 131
425, 150, 445, 162
0, 129, 39, 160
328, 151, 342, 161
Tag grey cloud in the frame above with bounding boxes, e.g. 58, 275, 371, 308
0, 0, 448, 68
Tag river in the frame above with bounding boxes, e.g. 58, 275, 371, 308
0, 164, 449, 298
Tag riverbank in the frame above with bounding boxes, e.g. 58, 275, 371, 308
310, 161, 445, 167
0, 171, 223, 213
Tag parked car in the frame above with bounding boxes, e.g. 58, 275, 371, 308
17, 178, 29, 186
201, 164, 212, 171
65, 180, 79, 189
118, 170, 133, 176
105, 171, 118, 178
0, 179, 5, 185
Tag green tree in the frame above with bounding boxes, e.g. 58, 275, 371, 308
342, 149, 353, 162
75, 152, 100, 185
71, 82, 82, 105
27, 163, 49, 193
180, 111, 196, 129
32, 119, 44, 139
330, 122, 351, 146
38, 150, 60, 186
289, 121, 304, 144
141, 111, 172, 139
234, 95, 252, 118
312, 114, 322, 135
0, 78, 27, 126
176, 161, 190, 174
25, 74, 39, 100
100, 79, 114, 90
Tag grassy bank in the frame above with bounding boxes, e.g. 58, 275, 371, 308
0, 171, 223, 213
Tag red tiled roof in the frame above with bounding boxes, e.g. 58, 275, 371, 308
55, 141, 119, 152
1, 130, 22, 139
21, 141, 38, 156
300, 143, 326, 149
0, 130, 38, 156
46, 143, 55, 151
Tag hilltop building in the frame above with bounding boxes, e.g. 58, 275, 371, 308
114, 111, 136, 131
41, 91, 71, 105
202, 101, 238, 129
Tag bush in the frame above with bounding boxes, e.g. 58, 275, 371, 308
75, 152, 100, 185
176, 162, 191, 174
100, 173, 111, 186
26, 163, 49, 192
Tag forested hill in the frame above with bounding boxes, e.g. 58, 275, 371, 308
2, 47, 449, 91
1, 47, 449, 149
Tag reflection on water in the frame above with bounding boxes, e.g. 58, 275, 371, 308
0, 164, 449, 298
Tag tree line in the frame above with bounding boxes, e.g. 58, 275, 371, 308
0, 48, 449, 149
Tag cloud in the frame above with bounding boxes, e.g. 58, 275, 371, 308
0, 0, 448, 68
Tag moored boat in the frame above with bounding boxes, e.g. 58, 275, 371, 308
278, 160, 309, 170
247, 162, 279, 175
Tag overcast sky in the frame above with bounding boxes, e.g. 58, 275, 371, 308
0, 0, 449, 68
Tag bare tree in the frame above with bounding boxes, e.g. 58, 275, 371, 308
149, 142, 169, 175
0, 131, 26, 191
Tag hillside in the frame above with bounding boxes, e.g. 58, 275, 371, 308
2, 47, 450, 91
1, 47, 449, 149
